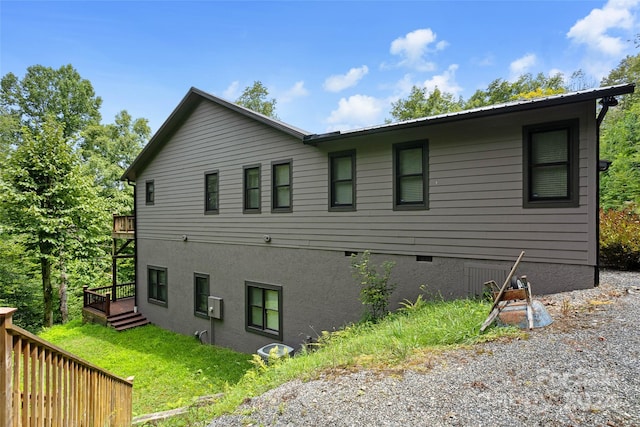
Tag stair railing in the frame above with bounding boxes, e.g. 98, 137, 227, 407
1, 307, 134, 427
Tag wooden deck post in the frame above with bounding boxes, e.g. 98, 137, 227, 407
105, 293, 111, 317
1, 307, 17, 427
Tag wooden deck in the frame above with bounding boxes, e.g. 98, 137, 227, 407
83, 297, 135, 323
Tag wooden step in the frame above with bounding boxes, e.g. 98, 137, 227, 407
108, 311, 149, 331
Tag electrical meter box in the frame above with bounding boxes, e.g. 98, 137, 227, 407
207, 296, 223, 319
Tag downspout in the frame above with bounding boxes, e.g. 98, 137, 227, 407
594, 96, 618, 286
128, 179, 138, 310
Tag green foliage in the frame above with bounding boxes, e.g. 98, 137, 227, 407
465, 72, 566, 109
0, 117, 109, 325
0, 235, 42, 331
390, 72, 570, 122
389, 86, 464, 121
0, 64, 145, 328
601, 52, 640, 108
235, 81, 278, 119
39, 320, 252, 415
0, 64, 102, 140
398, 285, 430, 313
599, 207, 640, 270
80, 110, 150, 213
158, 297, 519, 425
600, 52, 640, 209
350, 250, 397, 322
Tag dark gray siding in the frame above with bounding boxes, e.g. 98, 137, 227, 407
134, 98, 598, 351
136, 100, 597, 267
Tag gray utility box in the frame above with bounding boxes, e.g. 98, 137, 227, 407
207, 296, 223, 319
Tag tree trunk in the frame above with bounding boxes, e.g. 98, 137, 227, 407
59, 258, 68, 323
40, 256, 53, 327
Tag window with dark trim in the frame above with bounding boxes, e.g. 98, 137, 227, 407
272, 160, 292, 212
243, 165, 261, 213
523, 120, 579, 208
205, 171, 219, 214
194, 273, 209, 318
145, 180, 155, 205
329, 150, 356, 211
393, 140, 428, 210
245, 282, 282, 339
148, 266, 167, 306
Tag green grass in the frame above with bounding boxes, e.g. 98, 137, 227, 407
38, 320, 252, 416
38, 298, 519, 425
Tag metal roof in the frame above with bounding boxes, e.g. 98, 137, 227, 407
303, 83, 635, 144
122, 83, 634, 181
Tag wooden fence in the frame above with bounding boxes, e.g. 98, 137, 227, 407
1, 307, 133, 427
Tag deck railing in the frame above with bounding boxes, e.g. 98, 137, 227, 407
1, 307, 133, 427
83, 283, 135, 317
112, 215, 134, 235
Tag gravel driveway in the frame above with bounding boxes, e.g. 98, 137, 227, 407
210, 270, 640, 427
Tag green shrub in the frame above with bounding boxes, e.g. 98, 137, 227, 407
350, 250, 396, 322
600, 206, 640, 270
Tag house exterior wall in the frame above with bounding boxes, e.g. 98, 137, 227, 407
134, 98, 598, 352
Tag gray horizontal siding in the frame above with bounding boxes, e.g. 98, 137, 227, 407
137, 100, 597, 265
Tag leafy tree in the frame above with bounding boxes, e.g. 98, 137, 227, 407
0, 234, 42, 331
389, 86, 464, 121
236, 81, 278, 119
600, 52, 640, 210
390, 73, 568, 122
465, 72, 566, 109
1, 64, 102, 140
81, 110, 150, 212
566, 69, 598, 92
0, 105, 19, 163
0, 117, 109, 326
601, 52, 640, 108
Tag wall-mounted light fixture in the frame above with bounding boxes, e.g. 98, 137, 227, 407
599, 159, 612, 172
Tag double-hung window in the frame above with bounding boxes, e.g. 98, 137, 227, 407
393, 141, 428, 210
243, 165, 261, 213
148, 266, 167, 306
523, 120, 579, 208
204, 172, 219, 213
194, 273, 209, 318
145, 180, 155, 205
272, 160, 292, 212
246, 282, 282, 339
329, 150, 356, 211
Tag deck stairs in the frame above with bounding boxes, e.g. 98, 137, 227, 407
108, 311, 150, 331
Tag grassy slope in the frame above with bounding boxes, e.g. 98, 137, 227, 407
39, 320, 252, 416
38, 298, 518, 423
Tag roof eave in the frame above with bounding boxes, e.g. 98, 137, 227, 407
122, 87, 310, 182
303, 83, 636, 145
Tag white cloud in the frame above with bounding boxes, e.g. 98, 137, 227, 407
279, 81, 309, 103
422, 64, 462, 95
567, 0, 640, 56
323, 66, 369, 92
395, 74, 417, 97
472, 54, 495, 67
222, 81, 240, 100
389, 28, 447, 71
509, 53, 537, 79
325, 94, 385, 131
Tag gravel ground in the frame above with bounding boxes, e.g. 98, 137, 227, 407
210, 270, 640, 427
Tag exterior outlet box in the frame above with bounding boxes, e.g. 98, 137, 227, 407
208, 296, 223, 319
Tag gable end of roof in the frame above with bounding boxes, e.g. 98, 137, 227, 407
122, 87, 310, 181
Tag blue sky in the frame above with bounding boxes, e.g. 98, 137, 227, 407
2, 1, 639, 134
